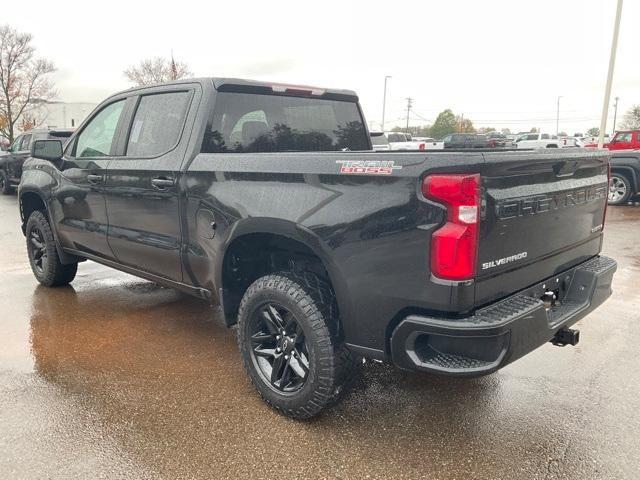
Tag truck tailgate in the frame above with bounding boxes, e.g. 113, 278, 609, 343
475, 149, 609, 306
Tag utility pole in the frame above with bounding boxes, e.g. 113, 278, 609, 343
612, 96, 620, 135
556, 96, 562, 136
405, 97, 413, 132
599, 0, 624, 148
381, 75, 391, 131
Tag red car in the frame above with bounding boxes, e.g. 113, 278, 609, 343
585, 130, 640, 150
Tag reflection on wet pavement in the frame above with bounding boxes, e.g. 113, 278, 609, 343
1, 194, 640, 479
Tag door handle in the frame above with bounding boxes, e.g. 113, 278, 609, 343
151, 177, 175, 190
87, 174, 104, 185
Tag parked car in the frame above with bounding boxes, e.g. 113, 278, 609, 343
515, 133, 561, 149
0, 128, 74, 194
385, 132, 426, 150
608, 150, 640, 205
19, 77, 616, 419
369, 131, 390, 151
486, 132, 516, 148
442, 133, 489, 149
413, 136, 444, 149
559, 137, 584, 148
585, 130, 640, 151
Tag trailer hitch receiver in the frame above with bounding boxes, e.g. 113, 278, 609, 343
551, 328, 580, 347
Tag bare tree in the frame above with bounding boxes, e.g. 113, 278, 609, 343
124, 55, 191, 87
0, 25, 55, 144
621, 105, 640, 130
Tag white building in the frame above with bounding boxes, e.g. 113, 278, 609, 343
32, 100, 98, 130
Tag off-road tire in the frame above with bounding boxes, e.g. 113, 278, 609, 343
26, 211, 78, 287
0, 170, 12, 195
237, 271, 357, 419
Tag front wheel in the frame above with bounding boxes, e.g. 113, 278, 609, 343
237, 272, 356, 419
26, 211, 78, 287
608, 174, 632, 205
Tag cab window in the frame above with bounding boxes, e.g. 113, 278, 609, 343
126, 91, 191, 157
615, 132, 632, 143
202, 92, 368, 153
73, 100, 126, 158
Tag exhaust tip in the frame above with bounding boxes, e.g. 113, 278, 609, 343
551, 328, 580, 347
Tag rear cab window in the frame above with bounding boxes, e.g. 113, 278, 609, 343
202, 92, 369, 153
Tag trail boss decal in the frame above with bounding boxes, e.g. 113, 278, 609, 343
336, 160, 402, 175
482, 251, 528, 271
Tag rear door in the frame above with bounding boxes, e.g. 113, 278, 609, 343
475, 149, 608, 305
104, 86, 197, 282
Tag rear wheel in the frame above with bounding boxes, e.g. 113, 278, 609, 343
237, 272, 356, 419
26, 211, 78, 287
608, 174, 631, 205
0, 170, 12, 195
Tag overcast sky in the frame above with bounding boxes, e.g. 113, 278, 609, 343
3, 0, 638, 135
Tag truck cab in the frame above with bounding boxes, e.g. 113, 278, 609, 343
606, 130, 640, 151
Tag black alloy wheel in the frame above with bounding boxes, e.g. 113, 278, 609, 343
28, 226, 48, 275
249, 302, 310, 393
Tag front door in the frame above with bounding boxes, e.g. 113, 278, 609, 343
105, 88, 195, 282
51, 99, 128, 259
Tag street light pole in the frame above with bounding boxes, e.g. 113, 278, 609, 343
556, 96, 562, 136
612, 96, 620, 135
381, 75, 391, 131
599, 0, 624, 148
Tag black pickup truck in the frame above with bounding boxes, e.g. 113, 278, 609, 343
18, 78, 616, 419
0, 129, 74, 194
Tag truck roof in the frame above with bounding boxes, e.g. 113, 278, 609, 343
119, 77, 359, 102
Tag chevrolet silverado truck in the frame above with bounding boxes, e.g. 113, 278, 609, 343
18, 78, 616, 419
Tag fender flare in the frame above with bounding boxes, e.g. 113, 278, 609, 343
610, 165, 639, 194
214, 217, 352, 327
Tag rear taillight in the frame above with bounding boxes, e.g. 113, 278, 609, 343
422, 174, 481, 281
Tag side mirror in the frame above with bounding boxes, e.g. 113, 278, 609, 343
31, 139, 63, 162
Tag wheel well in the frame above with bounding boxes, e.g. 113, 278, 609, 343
546, 144, 559, 148
20, 192, 47, 231
220, 233, 334, 326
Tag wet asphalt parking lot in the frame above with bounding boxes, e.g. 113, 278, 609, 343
1, 193, 639, 480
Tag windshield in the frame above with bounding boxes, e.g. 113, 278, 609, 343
202, 92, 369, 153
